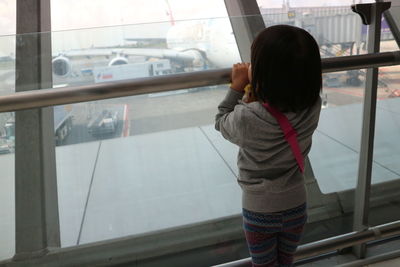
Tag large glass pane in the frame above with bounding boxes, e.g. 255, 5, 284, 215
2, 16, 240, 251
369, 4, 400, 227
0, 0, 15, 261
0, 35, 15, 97
0, 0, 16, 97
56, 86, 240, 247
0, 0, 16, 36
47, 10, 396, 249
49, 17, 241, 247
309, 70, 365, 195
0, 112, 14, 261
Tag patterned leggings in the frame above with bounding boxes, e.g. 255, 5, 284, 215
242, 203, 307, 267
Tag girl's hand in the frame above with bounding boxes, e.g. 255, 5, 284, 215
231, 63, 250, 92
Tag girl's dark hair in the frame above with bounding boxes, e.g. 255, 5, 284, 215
250, 25, 322, 112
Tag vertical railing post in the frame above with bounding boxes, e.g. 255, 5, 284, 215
224, 0, 265, 62
351, 1, 391, 258
14, 0, 60, 260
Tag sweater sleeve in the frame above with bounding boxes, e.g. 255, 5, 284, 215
215, 88, 246, 147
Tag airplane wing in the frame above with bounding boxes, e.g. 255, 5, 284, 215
56, 48, 196, 62
124, 38, 166, 44
121, 48, 196, 61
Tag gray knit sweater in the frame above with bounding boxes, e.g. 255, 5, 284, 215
215, 88, 321, 213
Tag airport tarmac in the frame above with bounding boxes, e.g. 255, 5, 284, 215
0, 81, 397, 148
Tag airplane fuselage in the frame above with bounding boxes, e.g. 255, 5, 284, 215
166, 19, 241, 68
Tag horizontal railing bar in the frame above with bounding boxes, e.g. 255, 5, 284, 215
0, 51, 400, 113
213, 220, 400, 267
321, 51, 400, 73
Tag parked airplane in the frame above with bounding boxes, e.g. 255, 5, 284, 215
51, 18, 241, 82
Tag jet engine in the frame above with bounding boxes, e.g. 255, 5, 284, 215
108, 56, 128, 66
180, 49, 208, 70
52, 55, 71, 77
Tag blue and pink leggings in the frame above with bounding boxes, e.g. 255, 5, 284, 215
242, 203, 307, 267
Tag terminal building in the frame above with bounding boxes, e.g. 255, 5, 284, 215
1, 0, 400, 266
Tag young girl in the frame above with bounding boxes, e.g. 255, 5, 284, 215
215, 25, 322, 266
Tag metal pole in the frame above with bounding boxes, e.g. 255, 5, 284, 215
14, 0, 60, 260
351, 1, 391, 258
376, 0, 400, 48
224, 0, 265, 62
212, 220, 400, 267
339, 249, 400, 267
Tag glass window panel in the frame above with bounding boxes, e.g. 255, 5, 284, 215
56, 84, 243, 247
0, 0, 15, 261
309, 70, 365, 195
369, 68, 400, 226
0, 0, 16, 97
0, 0, 16, 35
51, 17, 239, 246
0, 112, 14, 261
0, 35, 15, 96
381, 5, 400, 52
369, 11, 400, 225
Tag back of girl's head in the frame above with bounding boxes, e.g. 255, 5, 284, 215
250, 25, 322, 112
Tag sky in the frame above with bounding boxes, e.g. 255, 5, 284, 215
0, 0, 375, 35
0, 0, 384, 55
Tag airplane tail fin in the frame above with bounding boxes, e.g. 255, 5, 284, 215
164, 0, 175, 26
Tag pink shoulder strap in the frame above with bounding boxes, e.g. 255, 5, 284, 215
262, 103, 304, 173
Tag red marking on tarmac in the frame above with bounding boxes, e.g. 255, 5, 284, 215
122, 104, 130, 137
101, 74, 113, 80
